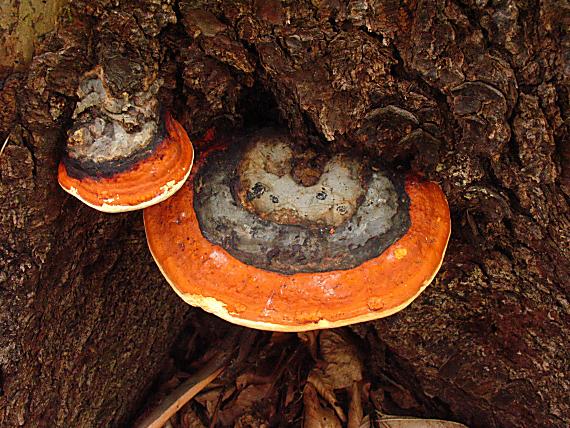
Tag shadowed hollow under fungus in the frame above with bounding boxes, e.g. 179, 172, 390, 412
144, 129, 451, 332
58, 66, 194, 213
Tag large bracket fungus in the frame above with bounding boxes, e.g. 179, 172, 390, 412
144, 129, 451, 332
58, 67, 194, 212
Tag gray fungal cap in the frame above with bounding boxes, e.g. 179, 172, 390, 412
65, 67, 162, 174
194, 129, 411, 274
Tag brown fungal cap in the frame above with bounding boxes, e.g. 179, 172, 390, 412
58, 67, 194, 213
144, 129, 450, 331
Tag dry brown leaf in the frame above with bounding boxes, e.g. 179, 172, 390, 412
218, 383, 272, 426
305, 330, 363, 424
159, 375, 184, 394
194, 386, 230, 417
389, 388, 420, 410
179, 406, 206, 428
361, 382, 371, 405
194, 387, 222, 406
235, 383, 272, 406
268, 332, 292, 346
377, 414, 469, 428
359, 415, 372, 428
370, 388, 385, 411
134, 357, 224, 428
284, 380, 297, 407
318, 330, 363, 389
236, 372, 273, 389
298, 331, 319, 360
303, 383, 342, 428
307, 372, 346, 422
234, 413, 270, 428
347, 382, 363, 428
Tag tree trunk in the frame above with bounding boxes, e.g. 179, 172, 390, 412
1, 1, 568, 427
1, 5, 191, 427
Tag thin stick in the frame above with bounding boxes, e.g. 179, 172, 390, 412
136, 357, 225, 428
0, 135, 10, 158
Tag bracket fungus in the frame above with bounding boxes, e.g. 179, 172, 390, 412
144, 129, 450, 331
58, 67, 194, 212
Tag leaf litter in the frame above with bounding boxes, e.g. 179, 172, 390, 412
134, 313, 469, 427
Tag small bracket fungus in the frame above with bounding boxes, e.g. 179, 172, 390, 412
144, 129, 451, 331
58, 67, 194, 212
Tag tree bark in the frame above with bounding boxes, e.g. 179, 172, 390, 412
0, 5, 191, 427
1, 1, 568, 427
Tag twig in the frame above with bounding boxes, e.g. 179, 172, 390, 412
135, 355, 226, 428
0, 135, 10, 158
207, 384, 225, 428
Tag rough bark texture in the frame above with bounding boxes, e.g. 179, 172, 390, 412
1, 0, 568, 427
0, 4, 190, 427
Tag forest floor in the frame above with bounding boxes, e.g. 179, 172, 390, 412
134, 312, 467, 428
